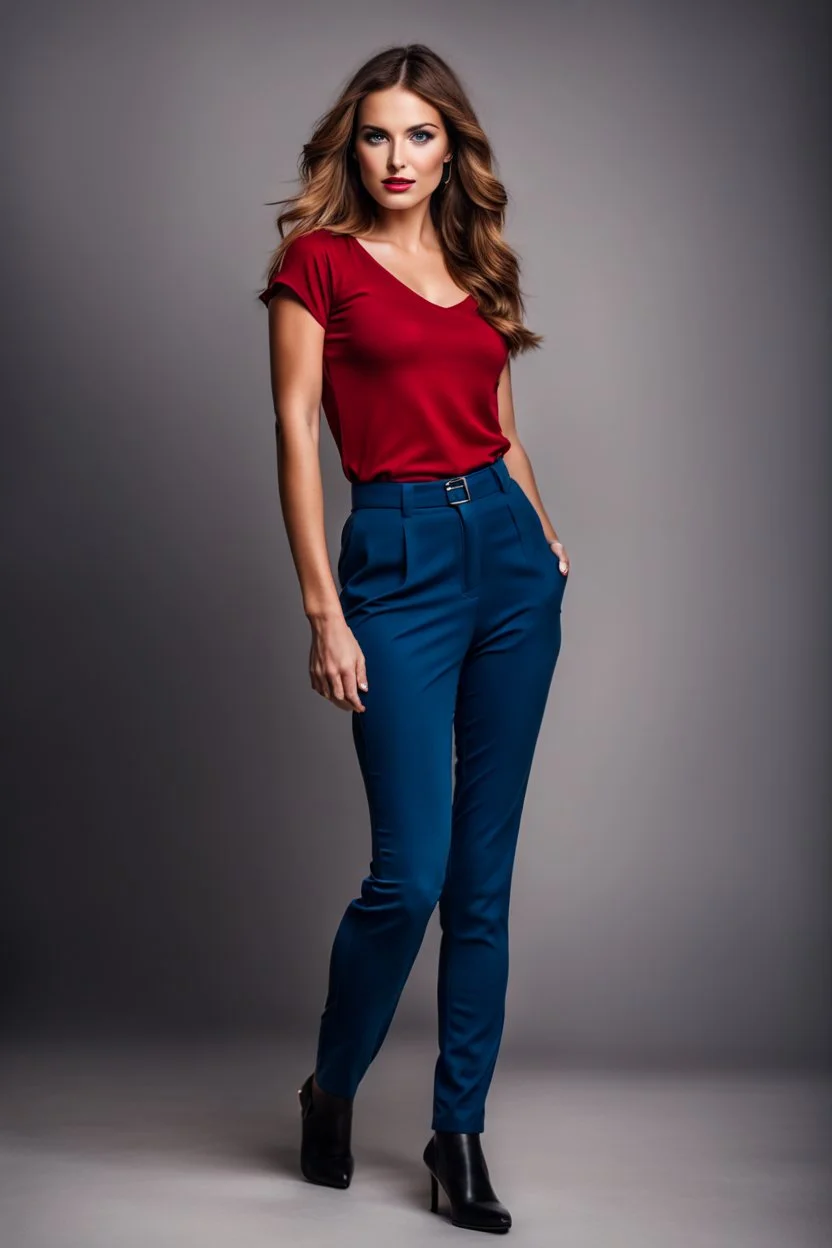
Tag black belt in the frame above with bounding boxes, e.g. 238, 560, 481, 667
350, 455, 512, 511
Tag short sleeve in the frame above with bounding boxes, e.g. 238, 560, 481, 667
258, 229, 333, 327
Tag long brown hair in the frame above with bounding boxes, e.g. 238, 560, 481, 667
259, 43, 543, 356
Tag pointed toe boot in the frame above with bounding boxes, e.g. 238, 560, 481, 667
298, 1072, 354, 1189
423, 1130, 512, 1233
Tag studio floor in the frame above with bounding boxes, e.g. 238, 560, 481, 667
1, 1033, 829, 1247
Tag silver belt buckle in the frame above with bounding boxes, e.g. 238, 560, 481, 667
444, 475, 471, 505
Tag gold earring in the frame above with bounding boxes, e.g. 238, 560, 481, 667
440, 158, 452, 188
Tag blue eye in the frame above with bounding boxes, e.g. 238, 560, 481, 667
363, 130, 434, 145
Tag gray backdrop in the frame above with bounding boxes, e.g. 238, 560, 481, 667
3, 0, 829, 1066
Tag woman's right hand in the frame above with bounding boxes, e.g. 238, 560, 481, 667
309, 612, 369, 712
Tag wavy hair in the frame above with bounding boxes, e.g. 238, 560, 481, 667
259, 43, 543, 356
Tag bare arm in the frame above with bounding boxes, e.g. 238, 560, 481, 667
267, 291, 368, 710
496, 358, 571, 575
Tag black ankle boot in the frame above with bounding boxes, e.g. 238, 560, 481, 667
297, 1072, 354, 1189
423, 1131, 512, 1233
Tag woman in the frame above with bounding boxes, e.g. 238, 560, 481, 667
259, 43, 570, 1235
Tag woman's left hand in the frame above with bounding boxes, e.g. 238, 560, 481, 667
548, 539, 570, 576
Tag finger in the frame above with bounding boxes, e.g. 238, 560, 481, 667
340, 668, 366, 713
328, 670, 346, 704
549, 541, 569, 574
356, 653, 369, 695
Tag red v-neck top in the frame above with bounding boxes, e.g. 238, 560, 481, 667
258, 228, 511, 482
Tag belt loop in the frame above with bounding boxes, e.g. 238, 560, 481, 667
401, 482, 415, 516
490, 456, 511, 493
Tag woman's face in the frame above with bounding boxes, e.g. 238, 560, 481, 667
353, 86, 451, 211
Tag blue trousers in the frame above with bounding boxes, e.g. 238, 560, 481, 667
315, 454, 567, 1132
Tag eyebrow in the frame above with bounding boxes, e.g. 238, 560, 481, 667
359, 122, 439, 132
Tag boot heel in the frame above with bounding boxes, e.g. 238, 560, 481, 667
298, 1072, 354, 1190
422, 1131, 512, 1233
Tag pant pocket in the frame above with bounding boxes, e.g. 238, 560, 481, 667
338, 509, 410, 612
506, 481, 548, 562
505, 481, 568, 602
336, 512, 357, 588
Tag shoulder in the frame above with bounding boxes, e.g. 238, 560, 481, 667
281, 227, 349, 260
278, 229, 352, 288
261, 228, 352, 318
